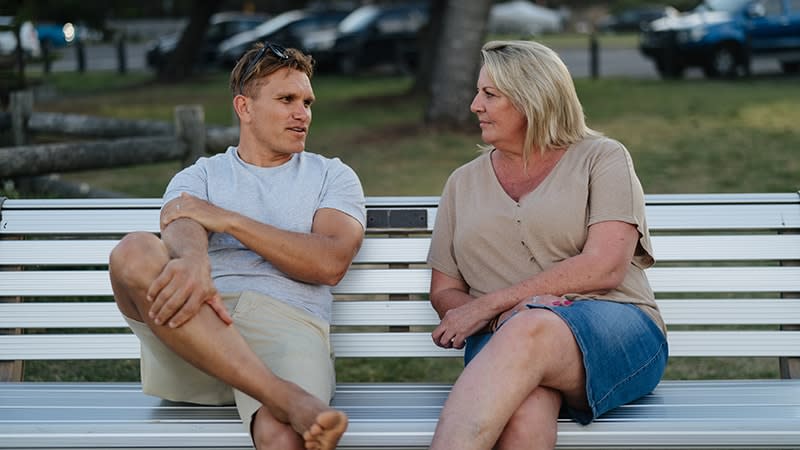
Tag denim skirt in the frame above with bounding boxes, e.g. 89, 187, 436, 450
463, 300, 668, 425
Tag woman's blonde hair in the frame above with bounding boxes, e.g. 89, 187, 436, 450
480, 40, 599, 159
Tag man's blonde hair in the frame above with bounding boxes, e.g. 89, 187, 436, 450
229, 42, 314, 98
480, 40, 599, 160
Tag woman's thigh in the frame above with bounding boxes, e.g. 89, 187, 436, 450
528, 300, 668, 424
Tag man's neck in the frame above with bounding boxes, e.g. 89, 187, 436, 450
236, 144, 296, 168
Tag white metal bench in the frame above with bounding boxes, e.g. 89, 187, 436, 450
1, 193, 799, 449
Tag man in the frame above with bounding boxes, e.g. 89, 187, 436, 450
108, 42, 365, 450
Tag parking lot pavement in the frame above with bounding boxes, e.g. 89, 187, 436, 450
26, 40, 785, 80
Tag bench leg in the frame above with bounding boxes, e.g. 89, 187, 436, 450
780, 251, 799, 379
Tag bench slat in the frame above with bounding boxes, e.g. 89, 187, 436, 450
0, 238, 435, 266
1, 209, 162, 234
645, 203, 800, 230
3, 299, 800, 329
3, 414, 800, 449
3, 197, 799, 235
2, 193, 794, 209
1, 331, 799, 360
0, 380, 798, 449
3, 380, 799, 407
3, 234, 799, 266
3, 267, 800, 297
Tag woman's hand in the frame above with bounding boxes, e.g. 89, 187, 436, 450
431, 299, 494, 350
493, 294, 573, 331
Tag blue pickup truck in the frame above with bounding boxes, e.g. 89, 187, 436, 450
639, 0, 800, 78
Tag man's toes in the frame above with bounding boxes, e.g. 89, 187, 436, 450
303, 410, 348, 450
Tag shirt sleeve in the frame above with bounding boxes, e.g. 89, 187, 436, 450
163, 159, 209, 205
318, 159, 367, 229
426, 175, 464, 281
587, 141, 655, 268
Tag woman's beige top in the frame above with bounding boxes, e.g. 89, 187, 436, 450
427, 136, 665, 334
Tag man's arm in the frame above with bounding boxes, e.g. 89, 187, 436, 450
161, 193, 364, 286
145, 215, 232, 328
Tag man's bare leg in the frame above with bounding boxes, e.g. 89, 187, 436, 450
252, 407, 305, 450
109, 232, 347, 450
249, 400, 347, 450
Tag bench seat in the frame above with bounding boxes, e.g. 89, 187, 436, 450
2, 380, 800, 449
1, 193, 799, 449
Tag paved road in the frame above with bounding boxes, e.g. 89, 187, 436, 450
30, 41, 785, 80
558, 46, 783, 79
37, 42, 661, 78
33, 42, 150, 73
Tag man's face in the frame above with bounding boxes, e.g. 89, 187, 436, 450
245, 67, 315, 158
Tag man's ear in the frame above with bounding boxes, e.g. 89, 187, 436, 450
233, 95, 249, 123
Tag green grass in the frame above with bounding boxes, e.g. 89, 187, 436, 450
494, 32, 640, 49
33, 70, 800, 198
17, 69, 800, 382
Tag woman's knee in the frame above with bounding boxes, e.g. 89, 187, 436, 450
496, 309, 563, 347
496, 387, 560, 450
493, 309, 586, 395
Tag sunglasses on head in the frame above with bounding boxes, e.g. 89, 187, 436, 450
238, 42, 289, 95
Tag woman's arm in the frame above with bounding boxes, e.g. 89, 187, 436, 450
432, 220, 639, 347
496, 220, 639, 310
430, 269, 472, 319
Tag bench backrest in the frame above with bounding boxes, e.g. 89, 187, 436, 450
1, 194, 799, 379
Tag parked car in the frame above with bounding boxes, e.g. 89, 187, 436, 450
36, 22, 103, 49
146, 11, 268, 70
597, 5, 678, 32
310, 3, 429, 75
0, 16, 41, 59
488, 0, 564, 35
216, 8, 351, 68
640, 0, 800, 78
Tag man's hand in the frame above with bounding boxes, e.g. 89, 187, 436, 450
431, 299, 493, 350
161, 193, 232, 233
145, 256, 233, 328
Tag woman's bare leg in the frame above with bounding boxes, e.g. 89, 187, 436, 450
429, 309, 587, 450
495, 386, 561, 450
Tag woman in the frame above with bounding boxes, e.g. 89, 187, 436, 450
426, 40, 668, 450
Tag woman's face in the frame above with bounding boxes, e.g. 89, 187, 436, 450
470, 66, 527, 154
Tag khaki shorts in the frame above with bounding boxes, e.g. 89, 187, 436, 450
124, 290, 336, 432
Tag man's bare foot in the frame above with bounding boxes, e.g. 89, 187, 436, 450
302, 409, 348, 450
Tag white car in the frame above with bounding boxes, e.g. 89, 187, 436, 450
0, 16, 42, 58
489, 0, 564, 35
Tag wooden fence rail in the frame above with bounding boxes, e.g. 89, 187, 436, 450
27, 112, 174, 138
0, 90, 239, 189
0, 136, 184, 178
